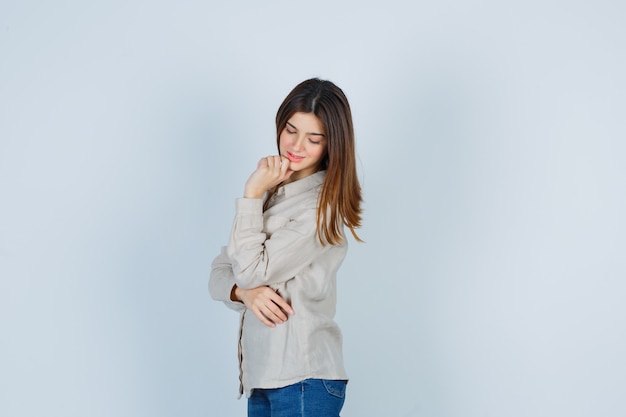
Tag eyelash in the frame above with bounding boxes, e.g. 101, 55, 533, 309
286, 128, 321, 144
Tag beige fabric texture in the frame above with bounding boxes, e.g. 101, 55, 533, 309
209, 171, 349, 398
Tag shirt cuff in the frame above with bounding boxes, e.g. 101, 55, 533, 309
236, 197, 263, 214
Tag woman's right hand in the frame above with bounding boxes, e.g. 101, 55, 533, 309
231, 285, 294, 327
243, 155, 293, 199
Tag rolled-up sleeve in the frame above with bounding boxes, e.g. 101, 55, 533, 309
227, 198, 329, 290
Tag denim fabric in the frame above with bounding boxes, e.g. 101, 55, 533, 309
248, 379, 347, 417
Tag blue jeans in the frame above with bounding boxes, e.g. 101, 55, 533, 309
248, 379, 347, 417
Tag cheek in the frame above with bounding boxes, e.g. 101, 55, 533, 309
278, 133, 288, 150
304, 146, 323, 163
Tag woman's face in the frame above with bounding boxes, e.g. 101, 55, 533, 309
279, 112, 327, 182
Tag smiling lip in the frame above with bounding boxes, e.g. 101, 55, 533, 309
287, 152, 304, 162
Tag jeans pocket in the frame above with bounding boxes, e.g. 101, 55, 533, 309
321, 379, 347, 399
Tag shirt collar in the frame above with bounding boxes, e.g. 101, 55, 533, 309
281, 170, 326, 199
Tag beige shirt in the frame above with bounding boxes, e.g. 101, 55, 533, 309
209, 171, 348, 398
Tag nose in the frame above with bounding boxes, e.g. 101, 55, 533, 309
292, 135, 305, 151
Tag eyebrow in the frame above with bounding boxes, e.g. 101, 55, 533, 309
286, 121, 325, 137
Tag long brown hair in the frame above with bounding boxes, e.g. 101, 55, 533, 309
271, 78, 363, 245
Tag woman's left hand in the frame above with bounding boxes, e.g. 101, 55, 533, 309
243, 155, 293, 199
232, 285, 294, 327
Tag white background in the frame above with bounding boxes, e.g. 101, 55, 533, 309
1, 1, 624, 416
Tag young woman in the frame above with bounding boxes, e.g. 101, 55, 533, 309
209, 78, 362, 417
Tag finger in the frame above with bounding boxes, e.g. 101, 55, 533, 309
265, 301, 288, 323
263, 301, 291, 324
253, 307, 276, 327
271, 155, 283, 172
268, 292, 294, 316
269, 155, 281, 170
279, 156, 291, 175
251, 295, 286, 324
